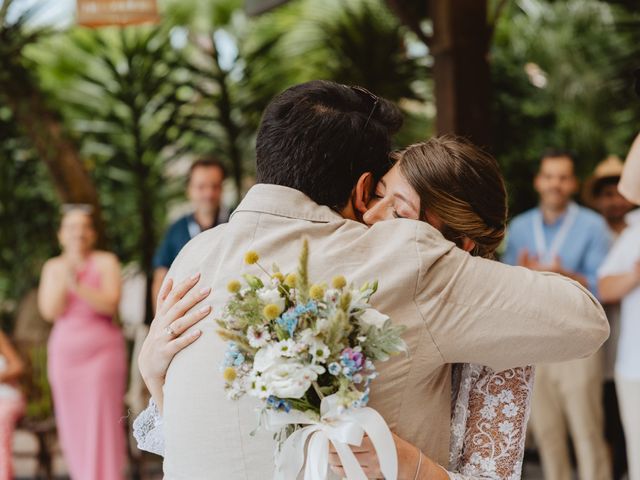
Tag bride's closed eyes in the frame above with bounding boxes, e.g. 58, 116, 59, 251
363, 165, 421, 225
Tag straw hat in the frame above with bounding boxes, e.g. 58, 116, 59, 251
582, 155, 625, 207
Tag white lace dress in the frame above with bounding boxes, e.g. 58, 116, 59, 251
133, 364, 534, 479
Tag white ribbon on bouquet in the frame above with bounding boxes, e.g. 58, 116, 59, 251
264, 394, 398, 480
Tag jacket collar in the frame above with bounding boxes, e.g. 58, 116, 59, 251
231, 184, 344, 223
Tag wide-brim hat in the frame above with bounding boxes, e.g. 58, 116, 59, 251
582, 155, 625, 208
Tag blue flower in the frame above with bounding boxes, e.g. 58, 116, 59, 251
277, 314, 298, 337
293, 301, 318, 316
328, 362, 341, 376
304, 301, 318, 314
233, 353, 245, 366
223, 344, 244, 367
267, 396, 292, 413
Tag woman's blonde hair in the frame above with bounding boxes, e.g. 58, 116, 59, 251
395, 135, 507, 259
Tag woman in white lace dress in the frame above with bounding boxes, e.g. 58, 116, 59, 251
134, 137, 534, 479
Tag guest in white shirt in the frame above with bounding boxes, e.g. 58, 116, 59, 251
599, 209, 640, 480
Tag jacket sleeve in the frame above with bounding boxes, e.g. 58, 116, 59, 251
414, 223, 609, 371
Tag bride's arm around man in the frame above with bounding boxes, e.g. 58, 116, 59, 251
150, 81, 609, 478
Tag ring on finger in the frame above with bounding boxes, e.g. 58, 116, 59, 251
164, 325, 176, 337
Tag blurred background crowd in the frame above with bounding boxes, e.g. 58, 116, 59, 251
1, 0, 640, 478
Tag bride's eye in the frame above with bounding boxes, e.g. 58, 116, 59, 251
392, 209, 405, 219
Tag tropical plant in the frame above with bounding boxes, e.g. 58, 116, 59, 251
32, 25, 203, 322
491, 0, 640, 215
0, 0, 103, 235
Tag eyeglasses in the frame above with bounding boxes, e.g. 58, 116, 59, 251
348, 85, 381, 177
350, 85, 380, 132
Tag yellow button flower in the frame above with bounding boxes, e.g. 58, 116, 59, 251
223, 367, 237, 382
272, 272, 285, 283
284, 273, 298, 288
263, 304, 281, 320
332, 275, 347, 289
309, 284, 325, 300
227, 280, 241, 293
244, 251, 260, 265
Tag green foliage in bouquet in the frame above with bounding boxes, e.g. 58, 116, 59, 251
215, 239, 407, 416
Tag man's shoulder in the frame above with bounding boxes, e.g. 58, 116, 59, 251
575, 206, 609, 235
576, 206, 606, 225
166, 214, 191, 234
179, 223, 228, 255
508, 208, 537, 231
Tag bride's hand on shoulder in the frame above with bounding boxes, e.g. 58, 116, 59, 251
138, 273, 212, 411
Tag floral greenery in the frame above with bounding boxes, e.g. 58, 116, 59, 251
216, 240, 406, 416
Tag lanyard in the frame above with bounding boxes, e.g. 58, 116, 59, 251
533, 202, 578, 265
187, 218, 202, 239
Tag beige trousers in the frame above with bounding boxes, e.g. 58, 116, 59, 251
615, 376, 640, 480
530, 351, 611, 480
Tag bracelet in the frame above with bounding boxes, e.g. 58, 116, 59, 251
413, 446, 423, 480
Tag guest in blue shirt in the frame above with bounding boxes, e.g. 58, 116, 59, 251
503, 150, 612, 480
152, 158, 229, 311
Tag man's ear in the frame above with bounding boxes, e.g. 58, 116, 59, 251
354, 172, 374, 215
461, 237, 476, 253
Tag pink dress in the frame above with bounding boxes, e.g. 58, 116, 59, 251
47, 255, 127, 480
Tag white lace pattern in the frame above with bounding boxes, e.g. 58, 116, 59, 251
448, 364, 535, 480
132, 398, 165, 456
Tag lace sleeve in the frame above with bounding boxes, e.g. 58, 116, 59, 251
448, 364, 535, 480
132, 398, 165, 457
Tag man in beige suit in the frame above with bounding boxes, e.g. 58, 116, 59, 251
153, 81, 608, 478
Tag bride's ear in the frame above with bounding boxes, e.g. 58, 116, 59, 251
461, 237, 476, 253
354, 172, 374, 215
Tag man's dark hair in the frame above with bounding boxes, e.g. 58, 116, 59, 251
188, 157, 227, 184
539, 148, 578, 173
256, 80, 403, 210
592, 176, 621, 197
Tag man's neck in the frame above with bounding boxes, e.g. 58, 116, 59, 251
540, 202, 571, 224
193, 209, 218, 229
607, 218, 627, 235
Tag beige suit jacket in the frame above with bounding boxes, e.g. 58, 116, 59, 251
162, 184, 609, 479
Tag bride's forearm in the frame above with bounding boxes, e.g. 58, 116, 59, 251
395, 434, 448, 480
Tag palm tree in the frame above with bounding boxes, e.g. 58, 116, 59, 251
41, 25, 199, 322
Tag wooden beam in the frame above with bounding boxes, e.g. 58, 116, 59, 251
430, 0, 492, 149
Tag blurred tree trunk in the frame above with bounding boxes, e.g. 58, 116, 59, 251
429, 0, 492, 148
3, 87, 106, 243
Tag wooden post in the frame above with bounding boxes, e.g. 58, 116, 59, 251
429, 0, 492, 149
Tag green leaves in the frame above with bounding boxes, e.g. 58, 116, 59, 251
359, 319, 407, 362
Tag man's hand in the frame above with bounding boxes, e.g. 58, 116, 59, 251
327, 433, 447, 480
328, 434, 383, 479
518, 249, 543, 270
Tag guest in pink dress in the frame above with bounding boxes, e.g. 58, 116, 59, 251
0, 331, 25, 480
38, 206, 126, 480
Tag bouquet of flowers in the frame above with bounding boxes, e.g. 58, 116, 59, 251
216, 240, 406, 480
